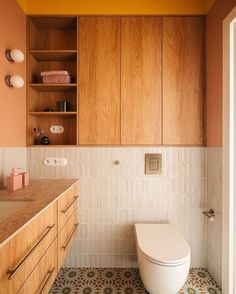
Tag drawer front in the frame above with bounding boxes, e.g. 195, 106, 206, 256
58, 210, 78, 269
0, 203, 57, 294
58, 184, 78, 232
18, 240, 57, 294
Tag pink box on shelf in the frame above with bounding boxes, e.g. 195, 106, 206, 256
7, 174, 22, 191
21, 172, 29, 187
42, 75, 71, 84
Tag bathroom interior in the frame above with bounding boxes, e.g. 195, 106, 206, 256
0, 0, 234, 293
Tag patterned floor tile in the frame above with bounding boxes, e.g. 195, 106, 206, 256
49, 268, 221, 294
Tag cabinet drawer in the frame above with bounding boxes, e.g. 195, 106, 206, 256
0, 203, 57, 293
58, 210, 78, 269
58, 184, 78, 232
18, 240, 57, 294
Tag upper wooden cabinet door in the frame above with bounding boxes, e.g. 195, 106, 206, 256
121, 17, 162, 145
79, 17, 121, 145
163, 17, 204, 145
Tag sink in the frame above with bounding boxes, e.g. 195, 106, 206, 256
0, 201, 30, 222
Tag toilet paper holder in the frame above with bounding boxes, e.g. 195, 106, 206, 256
202, 209, 215, 221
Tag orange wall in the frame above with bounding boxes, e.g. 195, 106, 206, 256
0, 0, 26, 147
206, 0, 236, 146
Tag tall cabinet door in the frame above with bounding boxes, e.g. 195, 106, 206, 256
121, 17, 162, 145
163, 17, 204, 145
79, 17, 121, 145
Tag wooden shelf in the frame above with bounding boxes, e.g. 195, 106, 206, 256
29, 84, 77, 91
29, 112, 77, 117
27, 16, 78, 147
29, 50, 77, 61
29, 16, 77, 30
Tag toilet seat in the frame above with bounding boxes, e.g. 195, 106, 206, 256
135, 224, 191, 266
138, 249, 190, 267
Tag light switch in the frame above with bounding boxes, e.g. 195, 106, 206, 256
145, 153, 162, 174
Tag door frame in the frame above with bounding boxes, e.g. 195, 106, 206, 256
223, 6, 236, 294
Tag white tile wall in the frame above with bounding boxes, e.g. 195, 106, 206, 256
206, 148, 222, 286
27, 147, 207, 268
0, 148, 27, 188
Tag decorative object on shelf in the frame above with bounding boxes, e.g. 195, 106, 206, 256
57, 101, 69, 112
40, 70, 71, 84
5, 75, 24, 88
5, 49, 24, 63
41, 135, 50, 145
44, 108, 54, 112
41, 70, 69, 77
32, 128, 50, 145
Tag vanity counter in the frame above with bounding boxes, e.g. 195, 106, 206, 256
0, 179, 79, 248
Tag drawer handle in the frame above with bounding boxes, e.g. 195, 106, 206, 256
61, 196, 79, 214
6, 224, 55, 280
39, 267, 55, 294
62, 223, 79, 250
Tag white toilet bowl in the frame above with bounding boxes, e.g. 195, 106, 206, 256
135, 224, 190, 294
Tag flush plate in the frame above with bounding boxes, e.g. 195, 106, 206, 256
145, 153, 162, 175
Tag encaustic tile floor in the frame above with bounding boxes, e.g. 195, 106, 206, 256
49, 268, 222, 294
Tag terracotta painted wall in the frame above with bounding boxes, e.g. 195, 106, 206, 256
206, 0, 236, 146
0, 0, 26, 147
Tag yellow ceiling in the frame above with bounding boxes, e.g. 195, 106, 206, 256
17, 0, 215, 15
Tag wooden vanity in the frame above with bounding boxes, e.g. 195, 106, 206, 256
0, 179, 79, 294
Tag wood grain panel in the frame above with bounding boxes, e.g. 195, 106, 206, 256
163, 17, 204, 145
0, 203, 57, 293
58, 185, 78, 232
121, 17, 162, 145
29, 17, 77, 50
58, 210, 78, 270
79, 17, 121, 145
18, 240, 57, 294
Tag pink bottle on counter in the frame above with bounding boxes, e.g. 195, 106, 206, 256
21, 172, 29, 187
7, 168, 22, 191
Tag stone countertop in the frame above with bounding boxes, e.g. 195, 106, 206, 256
0, 179, 79, 248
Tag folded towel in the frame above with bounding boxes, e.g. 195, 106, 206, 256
40, 70, 69, 77
42, 75, 71, 84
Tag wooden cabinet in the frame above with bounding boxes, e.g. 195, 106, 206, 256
58, 185, 78, 232
0, 182, 79, 294
163, 17, 204, 145
121, 17, 162, 145
27, 16, 204, 146
58, 211, 78, 269
0, 203, 57, 293
79, 17, 121, 145
17, 241, 57, 294
27, 17, 78, 146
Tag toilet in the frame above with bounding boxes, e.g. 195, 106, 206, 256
135, 224, 190, 294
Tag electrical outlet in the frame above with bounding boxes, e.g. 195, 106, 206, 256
43, 158, 68, 167
50, 125, 64, 134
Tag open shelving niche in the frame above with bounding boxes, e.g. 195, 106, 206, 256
27, 16, 78, 146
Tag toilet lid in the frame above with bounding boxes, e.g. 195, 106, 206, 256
135, 224, 190, 265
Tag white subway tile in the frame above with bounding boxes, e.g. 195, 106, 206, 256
26, 146, 210, 271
